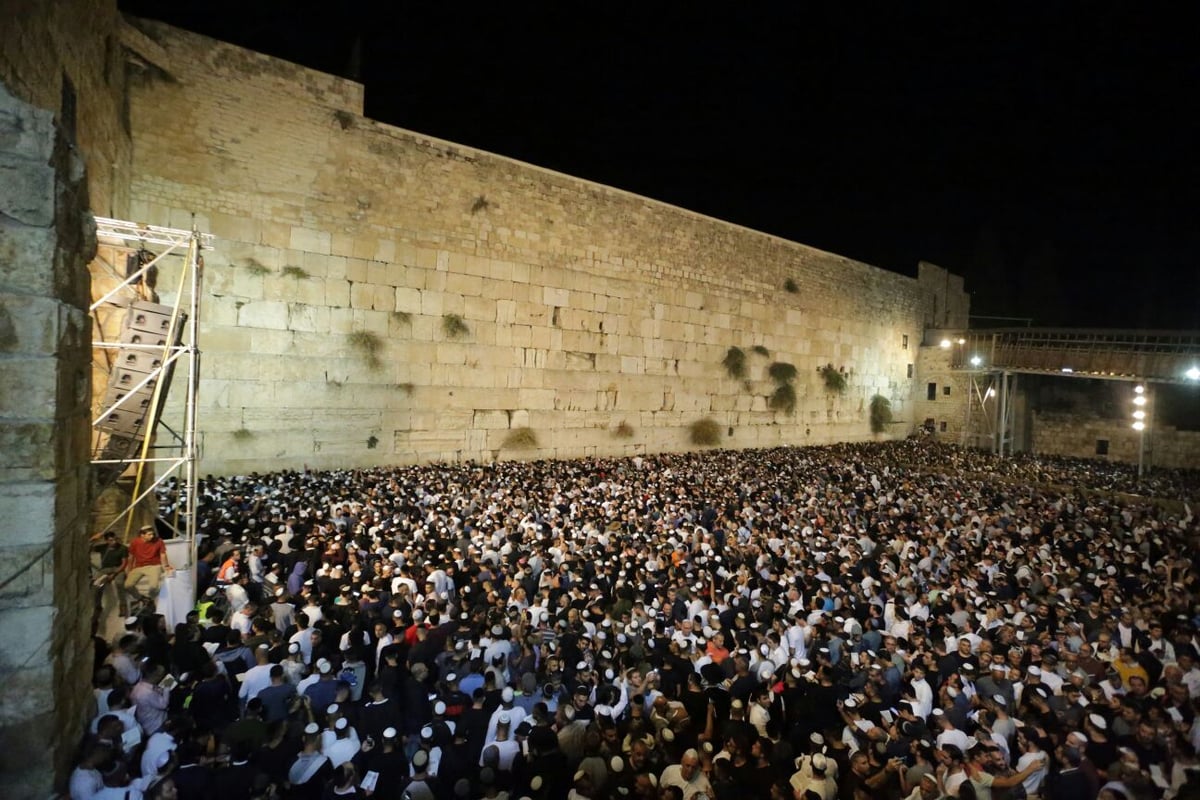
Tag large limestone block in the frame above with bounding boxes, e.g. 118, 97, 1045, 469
395, 286, 421, 314
0, 222, 56, 295
0, 356, 57, 414
237, 300, 289, 329
289, 226, 331, 254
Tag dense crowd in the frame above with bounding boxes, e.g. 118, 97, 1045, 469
77, 440, 1200, 800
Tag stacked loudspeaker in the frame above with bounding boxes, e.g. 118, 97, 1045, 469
95, 300, 186, 440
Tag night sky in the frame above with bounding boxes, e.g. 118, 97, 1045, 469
121, 3, 1200, 330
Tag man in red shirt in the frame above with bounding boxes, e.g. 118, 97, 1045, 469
123, 525, 172, 611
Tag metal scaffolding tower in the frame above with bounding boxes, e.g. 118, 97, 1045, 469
90, 217, 211, 581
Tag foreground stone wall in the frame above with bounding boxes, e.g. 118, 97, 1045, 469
1, 3, 140, 793
0, 83, 99, 798
126, 21, 966, 474
1032, 412, 1200, 470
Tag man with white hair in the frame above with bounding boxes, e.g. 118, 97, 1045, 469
660, 748, 714, 800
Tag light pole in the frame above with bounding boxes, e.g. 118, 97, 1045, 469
1131, 384, 1147, 478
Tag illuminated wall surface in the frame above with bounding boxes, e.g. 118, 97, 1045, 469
125, 21, 966, 473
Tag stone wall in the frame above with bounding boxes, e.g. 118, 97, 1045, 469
0, 0, 133, 217
911, 335, 972, 445
1, 2, 136, 794
126, 20, 967, 474
0, 83, 99, 799
1032, 412, 1200, 470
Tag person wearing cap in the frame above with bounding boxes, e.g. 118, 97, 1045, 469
790, 750, 837, 800
237, 643, 275, 707
288, 722, 332, 800
215, 548, 241, 587
130, 662, 172, 737
289, 611, 316, 666
485, 686, 527, 746
322, 713, 360, 768
302, 658, 340, 718
359, 725, 407, 798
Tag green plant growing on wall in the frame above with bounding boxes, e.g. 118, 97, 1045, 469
503, 427, 539, 449
367, 435, 379, 449
348, 330, 384, 370
281, 264, 310, 279
396, 382, 414, 395
768, 361, 798, 385
769, 384, 797, 414
689, 417, 722, 446
613, 420, 635, 439
442, 313, 470, 339
243, 258, 270, 277
784, 278, 799, 293
766, 361, 799, 415
820, 363, 847, 393
869, 394, 893, 433
231, 427, 254, 441
751, 345, 769, 357
391, 311, 411, 324
333, 109, 354, 130
722, 346, 747, 379
470, 195, 490, 214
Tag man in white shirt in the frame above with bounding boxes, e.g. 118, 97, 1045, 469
289, 613, 316, 665
660, 749, 714, 800
909, 665, 934, 719
238, 644, 275, 706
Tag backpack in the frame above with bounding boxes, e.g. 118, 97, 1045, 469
337, 664, 359, 688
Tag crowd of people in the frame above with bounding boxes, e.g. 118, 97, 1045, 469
76, 440, 1200, 800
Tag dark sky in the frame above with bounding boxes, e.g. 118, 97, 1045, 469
122, 2, 1200, 330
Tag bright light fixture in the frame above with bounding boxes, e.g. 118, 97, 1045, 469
957, 338, 966, 345
1134, 384, 1145, 394
1133, 410, 1146, 420
1132, 421, 1145, 431
969, 356, 982, 367
1187, 367, 1200, 381
940, 339, 951, 349
1133, 396, 1147, 406
1061, 367, 1074, 373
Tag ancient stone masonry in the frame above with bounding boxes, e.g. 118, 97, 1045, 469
0, 82, 98, 799
125, 20, 968, 474
1032, 412, 1200, 471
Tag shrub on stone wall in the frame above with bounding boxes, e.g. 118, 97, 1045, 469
243, 258, 269, 277
768, 361, 798, 385
613, 420, 635, 438
770, 384, 797, 414
870, 394, 893, 433
348, 330, 383, 370
442, 313, 470, 339
784, 278, 799, 293
751, 345, 769, 357
503, 427, 539, 449
689, 417, 722, 446
722, 347, 747, 379
820, 363, 846, 393
281, 265, 309, 279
